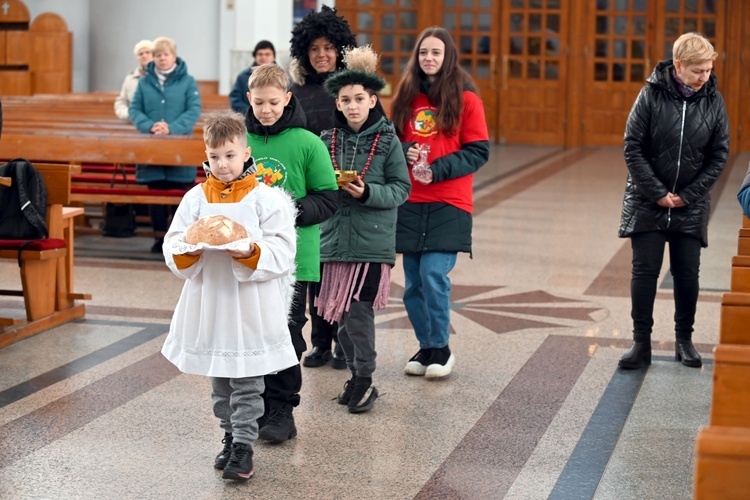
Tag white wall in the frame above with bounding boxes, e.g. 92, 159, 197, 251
224, 0, 294, 95
89, 0, 220, 92
23, 0, 315, 93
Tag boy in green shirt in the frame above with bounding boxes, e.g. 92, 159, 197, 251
244, 63, 338, 443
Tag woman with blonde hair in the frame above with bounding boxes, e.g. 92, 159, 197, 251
114, 39, 153, 122
129, 36, 202, 252
618, 32, 729, 369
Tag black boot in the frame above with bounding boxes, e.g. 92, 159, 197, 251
150, 237, 163, 254
302, 346, 332, 367
618, 341, 651, 369
675, 339, 702, 368
214, 432, 233, 470
258, 405, 297, 443
222, 442, 254, 480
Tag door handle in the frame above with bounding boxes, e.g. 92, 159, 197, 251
502, 54, 508, 91
490, 54, 497, 90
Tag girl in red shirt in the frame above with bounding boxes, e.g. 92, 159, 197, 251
391, 27, 490, 379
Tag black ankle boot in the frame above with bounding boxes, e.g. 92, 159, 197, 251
675, 340, 702, 368
618, 341, 651, 369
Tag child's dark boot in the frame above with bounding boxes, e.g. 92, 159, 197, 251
214, 432, 233, 470
337, 373, 357, 405
222, 442, 254, 480
258, 405, 297, 443
347, 376, 378, 413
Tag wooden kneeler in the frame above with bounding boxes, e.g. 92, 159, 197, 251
0, 242, 67, 321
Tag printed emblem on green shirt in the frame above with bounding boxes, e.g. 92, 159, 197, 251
254, 157, 286, 188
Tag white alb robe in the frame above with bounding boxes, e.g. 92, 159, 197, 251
161, 184, 298, 378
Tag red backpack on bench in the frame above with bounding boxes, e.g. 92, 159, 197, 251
0, 158, 48, 240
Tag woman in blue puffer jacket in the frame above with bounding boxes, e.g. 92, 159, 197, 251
129, 36, 201, 252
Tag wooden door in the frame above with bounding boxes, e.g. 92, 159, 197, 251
581, 0, 725, 147
336, 0, 502, 138
497, 0, 568, 145
438, 0, 500, 140
335, 0, 421, 98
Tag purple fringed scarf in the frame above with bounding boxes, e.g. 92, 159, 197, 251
315, 262, 391, 324
670, 67, 698, 99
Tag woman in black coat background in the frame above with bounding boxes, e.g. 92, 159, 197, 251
618, 32, 730, 370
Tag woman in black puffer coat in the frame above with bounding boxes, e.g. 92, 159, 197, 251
618, 32, 730, 370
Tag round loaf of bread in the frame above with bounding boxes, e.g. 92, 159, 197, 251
184, 215, 248, 246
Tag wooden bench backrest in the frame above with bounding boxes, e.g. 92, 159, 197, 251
0, 132, 206, 167
34, 163, 77, 205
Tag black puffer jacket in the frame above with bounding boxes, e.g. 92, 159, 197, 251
619, 59, 730, 247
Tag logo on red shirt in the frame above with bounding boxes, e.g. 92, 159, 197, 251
411, 107, 437, 138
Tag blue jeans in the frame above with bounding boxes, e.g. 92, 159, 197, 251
402, 251, 457, 349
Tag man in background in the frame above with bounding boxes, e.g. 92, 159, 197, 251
229, 40, 277, 115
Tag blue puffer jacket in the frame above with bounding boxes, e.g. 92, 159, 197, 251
619, 59, 730, 247
129, 57, 201, 184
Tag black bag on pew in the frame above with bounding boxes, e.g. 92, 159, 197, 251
101, 164, 137, 238
0, 158, 48, 239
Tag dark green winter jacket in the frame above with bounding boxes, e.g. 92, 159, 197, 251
319, 110, 411, 265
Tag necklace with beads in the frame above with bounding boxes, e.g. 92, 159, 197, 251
330, 128, 381, 179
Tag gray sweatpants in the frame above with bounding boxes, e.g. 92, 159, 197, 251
211, 375, 264, 445
337, 300, 376, 378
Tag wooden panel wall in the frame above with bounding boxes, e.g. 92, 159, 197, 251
29, 13, 71, 94
0, 1, 71, 96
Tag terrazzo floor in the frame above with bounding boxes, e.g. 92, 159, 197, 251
1, 144, 746, 499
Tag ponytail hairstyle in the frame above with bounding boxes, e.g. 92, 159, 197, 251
391, 26, 477, 137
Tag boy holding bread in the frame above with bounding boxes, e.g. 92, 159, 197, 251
161, 111, 298, 481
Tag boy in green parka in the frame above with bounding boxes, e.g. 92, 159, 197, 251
317, 46, 411, 413
244, 63, 338, 442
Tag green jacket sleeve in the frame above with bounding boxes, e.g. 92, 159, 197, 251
362, 136, 411, 209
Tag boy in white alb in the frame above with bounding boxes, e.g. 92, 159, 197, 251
161, 111, 297, 481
